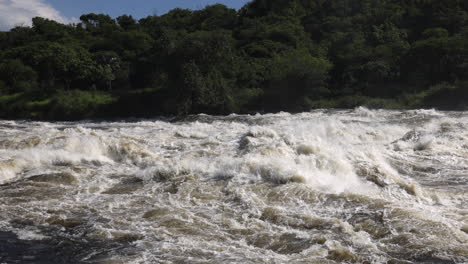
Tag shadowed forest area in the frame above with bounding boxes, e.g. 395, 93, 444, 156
0, 0, 467, 120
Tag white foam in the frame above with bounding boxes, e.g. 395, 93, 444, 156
0, 110, 467, 263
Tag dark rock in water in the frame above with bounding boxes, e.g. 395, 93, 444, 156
0, 231, 85, 264
326, 248, 358, 262
409, 251, 457, 264
238, 133, 254, 152
401, 130, 422, 141
28, 173, 78, 185
143, 207, 171, 219
296, 144, 316, 155
246, 232, 312, 255
461, 225, 468, 234
238, 128, 278, 153
394, 129, 433, 151
46, 216, 83, 228
151, 168, 190, 182
0, 224, 140, 264
102, 177, 143, 194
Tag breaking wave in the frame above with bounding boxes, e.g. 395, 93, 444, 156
0, 108, 467, 263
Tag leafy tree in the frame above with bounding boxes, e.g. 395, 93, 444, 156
92, 51, 121, 90
117, 15, 137, 30
5, 26, 35, 47
402, 31, 468, 90
158, 8, 194, 31
32, 17, 69, 41
80, 13, 116, 28
0, 32, 7, 51
192, 4, 238, 31
1, 0, 468, 119
0, 80, 7, 95
116, 30, 153, 57
165, 30, 238, 114
49, 90, 116, 119
5, 42, 95, 90
264, 49, 332, 110
0, 60, 38, 91
79, 13, 119, 37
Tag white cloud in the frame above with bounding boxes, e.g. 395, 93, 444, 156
0, 0, 71, 30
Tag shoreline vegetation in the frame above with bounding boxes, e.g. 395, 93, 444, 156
0, 0, 467, 120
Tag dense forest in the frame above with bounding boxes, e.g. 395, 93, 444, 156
0, 0, 467, 120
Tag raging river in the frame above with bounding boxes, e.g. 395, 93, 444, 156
0, 108, 467, 263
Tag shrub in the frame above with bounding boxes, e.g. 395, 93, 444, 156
48, 90, 116, 120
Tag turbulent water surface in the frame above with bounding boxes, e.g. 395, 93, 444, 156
0, 108, 467, 263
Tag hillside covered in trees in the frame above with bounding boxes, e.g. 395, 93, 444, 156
0, 0, 467, 120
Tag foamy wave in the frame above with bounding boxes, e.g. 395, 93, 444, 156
0, 111, 466, 263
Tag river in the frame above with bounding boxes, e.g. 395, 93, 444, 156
0, 108, 467, 263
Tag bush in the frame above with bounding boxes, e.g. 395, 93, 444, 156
409, 82, 467, 109
48, 90, 116, 120
263, 49, 332, 111
0, 59, 38, 92
0, 80, 7, 94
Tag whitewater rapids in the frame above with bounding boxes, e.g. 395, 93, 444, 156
0, 108, 467, 263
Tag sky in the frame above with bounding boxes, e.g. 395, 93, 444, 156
0, 0, 251, 30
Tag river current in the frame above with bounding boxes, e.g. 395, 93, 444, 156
0, 108, 467, 263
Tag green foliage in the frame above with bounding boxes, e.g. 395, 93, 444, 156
0, 93, 24, 117
422, 28, 450, 39
80, 13, 116, 28
164, 30, 238, 114
0, 92, 52, 119
5, 42, 96, 90
403, 32, 468, 90
0, 60, 38, 91
32, 17, 69, 41
5, 26, 34, 47
117, 15, 137, 30
49, 90, 116, 119
264, 49, 332, 110
0, 80, 6, 94
0, 32, 6, 50
193, 4, 238, 30
401, 82, 468, 109
0, 0, 467, 120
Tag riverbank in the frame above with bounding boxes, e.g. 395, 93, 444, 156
0, 82, 466, 121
